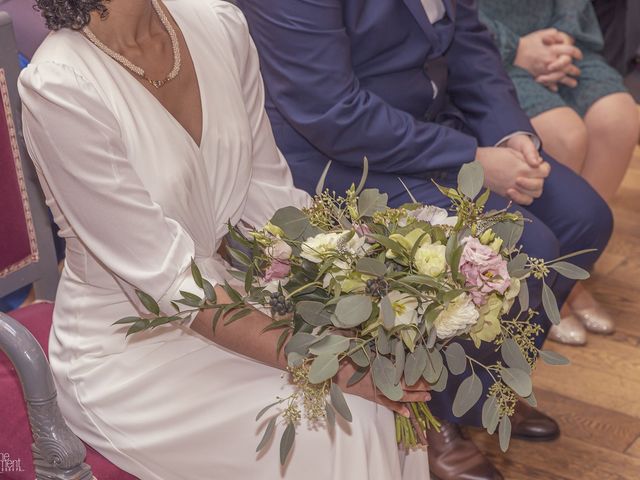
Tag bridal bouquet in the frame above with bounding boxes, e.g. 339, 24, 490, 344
118, 161, 586, 464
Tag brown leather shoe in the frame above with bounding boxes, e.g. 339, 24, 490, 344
427, 421, 504, 480
511, 400, 560, 441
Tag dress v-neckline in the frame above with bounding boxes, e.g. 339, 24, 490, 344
82, 3, 206, 151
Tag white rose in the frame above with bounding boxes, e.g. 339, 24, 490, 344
300, 232, 343, 263
266, 239, 292, 261
433, 294, 480, 340
414, 243, 447, 277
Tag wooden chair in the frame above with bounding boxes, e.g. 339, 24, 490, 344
0, 12, 136, 479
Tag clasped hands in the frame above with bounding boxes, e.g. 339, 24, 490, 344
514, 28, 582, 92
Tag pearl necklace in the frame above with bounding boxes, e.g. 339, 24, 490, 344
83, 0, 181, 89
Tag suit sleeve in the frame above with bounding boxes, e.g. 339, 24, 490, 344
236, 0, 478, 176
477, 9, 521, 68
446, 0, 535, 146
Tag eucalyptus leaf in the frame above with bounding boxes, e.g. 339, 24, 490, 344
549, 261, 590, 280
280, 422, 296, 465
394, 340, 406, 384
358, 189, 389, 217
507, 253, 529, 278
492, 220, 524, 250
372, 355, 403, 401
325, 403, 336, 428
525, 390, 538, 407
256, 416, 277, 453
308, 354, 340, 384
309, 335, 350, 355
287, 352, 305, 368
542, 282, 561, 325
501, 338, 531, 374
350, 347, 371, 368
457, 161, 484, 200
501, 367, 533, 397
355, 157, 370, 195
330, 383, 353, 422
315, 160, 333, 195
444, 343, 467, 376
284, 332, 319, 356
380, 295, 396, 330
404, 345, 428, 386
499, 416, 512, 452
539, 349, 570, 366
423, 347, 444, 383
334, 295, 373, 328
482, 396, 500, 434
431, 367, 448, 392
271, 206, 310, 240
347, 366, 369, 387
355, 257, 387, 277
518, 278, 529, 312
452, 373, 483, 417
377, 327, 391, 355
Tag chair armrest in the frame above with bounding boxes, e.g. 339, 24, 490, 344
0, 312, 93, 480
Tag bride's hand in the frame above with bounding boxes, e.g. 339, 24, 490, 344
334, 360, 431, 417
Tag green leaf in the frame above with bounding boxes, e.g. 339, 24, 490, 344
315, 160, 333, 195
223, 281, 243, 303
126, 320, 150, 337
203, 280, 217, 303
477, 187, 491, 209
501, 338, 531, 374
518, 279, 529, 313
284, 332, 319, 356
334, 295, 373, 328
444, 342, 467, 376
404, 345, 428, 386
380, 295, 396, 330
457, 161, 484, 200
350, 347, 371, 368
539, 350, 570, 366
499, 415, 512, 452
191, 259, 203, 289
256, 400, 282, 421
402, 275, 442, 289
347, 366, 369, 387
180, 291, 202, 303
277, 329, 290, 356
136, 290, 160, 315
309, 335, 350, 355
355, 156, 369, 195
482, 395, 500, 434
256, 416, 276, 453
492, 220, 524, 250
113, 316, 142, 326
372, 355, 403, 401
358, 189, 389, 217
501, 367, 533, 397
542, 281, 561, 325
224, 308, 252, 326
549, 261, 590, 280
271, 206, 311, 239
431, 367, 448, 392
369, 234, 405, 257
394, 340, 406, 384
452, 373, 483, 417
507, 253, 529, 278
525, 390, 538, 407
329, 383, 353, 422
287, 352, 305, 368
355, 257, 387, 277
297, 301, 332, 327
280, 422, 296, 465
325, 402, 336, 428
308, 354, 340, 383
227, 246, 252, 267
445, 232, 459, 267
376, 327, 391, 355
423, 347, 444, 383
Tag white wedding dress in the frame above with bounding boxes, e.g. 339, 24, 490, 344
18, 1, 430, 478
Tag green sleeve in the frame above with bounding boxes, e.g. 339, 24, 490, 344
551, 0, 604, 52
477, 10, 521, 68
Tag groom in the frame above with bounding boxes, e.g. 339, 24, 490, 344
235, 0, 613, 478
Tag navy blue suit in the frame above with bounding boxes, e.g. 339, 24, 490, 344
236, 0, 613, 426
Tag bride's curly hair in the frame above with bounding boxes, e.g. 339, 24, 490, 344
34, 0, 110, 31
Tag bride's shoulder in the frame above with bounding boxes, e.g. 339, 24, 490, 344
175, 0, 250, 38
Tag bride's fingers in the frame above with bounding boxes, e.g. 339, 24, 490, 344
402, 378, 432, 392
400, 391, 432, 403
379, 397, 411, 417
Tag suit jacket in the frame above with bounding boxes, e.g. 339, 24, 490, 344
236, 0, 535, 193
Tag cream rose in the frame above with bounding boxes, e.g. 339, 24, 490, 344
414, 243, 447, 277
433, 294, 480, 340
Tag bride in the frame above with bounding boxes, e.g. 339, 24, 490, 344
19, 0, 431, 478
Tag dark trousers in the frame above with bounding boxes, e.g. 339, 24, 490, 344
292, 153, 613, 426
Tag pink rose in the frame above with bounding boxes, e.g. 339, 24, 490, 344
264, 260, 291, 282
459, 237, 511, 305
354, 224, 376, 243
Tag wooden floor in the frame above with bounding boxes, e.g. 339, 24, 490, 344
469, 144, 640, 478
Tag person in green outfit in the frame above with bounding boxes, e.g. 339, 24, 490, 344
479, 0, 640, 346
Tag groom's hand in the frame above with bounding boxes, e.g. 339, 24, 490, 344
505, 134, 542, 167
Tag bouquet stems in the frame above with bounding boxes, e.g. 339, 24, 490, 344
395, 401, 441, 448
